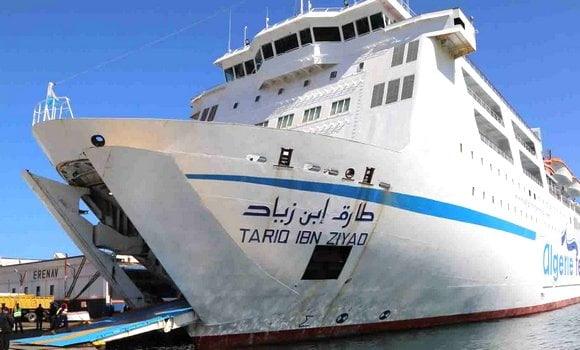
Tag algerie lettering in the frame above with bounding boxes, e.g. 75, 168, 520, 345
239, 228, 368, 246
543, 244, 579, 281
33, 268, 59, 280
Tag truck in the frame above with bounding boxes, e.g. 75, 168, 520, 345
0, 293, 54, 322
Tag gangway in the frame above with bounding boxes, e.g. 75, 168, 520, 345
13, 300, 196, 348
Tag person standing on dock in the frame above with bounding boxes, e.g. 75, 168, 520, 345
49, 301, 57, 331
0, 307, 14, 350
35, 304, 44, 330
13, 303, 23, 333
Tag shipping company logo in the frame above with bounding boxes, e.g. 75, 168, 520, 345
543, 230, 580, 281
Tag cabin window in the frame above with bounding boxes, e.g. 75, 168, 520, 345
24, 287, 28, 294
355, 17, 370, 36
36, 286, 41, 296
392, 44, 405, 67
208, 105, 219, 121
275, 33, 300, 55
385, 78, 400, 104
256, 120, 269, 127
11, 288, 15, 293
234, 63, 245, 79
330, 98, 350, 115
370, 83, 385, 108
342, 23, 356, 40
357, 62, 365, 72
299, 28, 313, 46
277, 114, 294, 129
313, 27, 341, 42
303, 106, 322, 123
303, 79, 310, 87
233, 102, 238, 109
370, 13, 385, 30
401, 75, 415, 100
406, 40, 419, 62
278, 88, 285, 95
255, 50, 263, 71
262, 43, 274, 59
49, 285, 54, 295
330, 71, 338, 80
255, 95, 261, 102
190, 111, 200, 120
224, 67, 235, 82
244, 60, 256, 75
200, 107, 210, 121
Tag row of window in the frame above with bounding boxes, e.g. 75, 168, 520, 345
191, 104, 219, 121
11, 285, 55, 296
462, 142, 578, 231
370, 75, 415, 108
392, 40, 419, 67
263, 97, 352, 129
224, 12, 389, 83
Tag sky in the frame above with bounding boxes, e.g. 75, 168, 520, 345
1, 0, 580, 259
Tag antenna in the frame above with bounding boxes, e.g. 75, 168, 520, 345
300, 0, 304, 14
266, 7, 270, 29
308, 0, 313, 12
244, 26, 249, 46
228, 10, 232, 53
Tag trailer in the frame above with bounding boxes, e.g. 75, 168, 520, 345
0, 293, 54, 322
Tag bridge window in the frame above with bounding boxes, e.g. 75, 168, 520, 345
370, 13, 385, 30
330, 98, 350, 115
299, 28, 313, 46
262, 43, 274, 59
342, 23, 356, 41
244, 59, 256, 75
191, 111, 200, 120
275, 33, 300, 55
254, 51, 263, 71
234, 63, 245, 79
277, 114, 294, 129
355, 17, 370, 36
313, 27, 341, 42
224, 67, 234, 82
256, 120, 269, 127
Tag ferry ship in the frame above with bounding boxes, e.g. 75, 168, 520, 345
24, 0, 580, 347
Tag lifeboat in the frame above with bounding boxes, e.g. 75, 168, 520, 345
568, 178, 580, 198
546, 158, 574, 186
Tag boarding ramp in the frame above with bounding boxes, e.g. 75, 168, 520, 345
13, 300, 196, 348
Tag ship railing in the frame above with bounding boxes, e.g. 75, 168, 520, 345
522, 168, 543, 187
465, 57, 540, 142
515, 133, 536, 156
479, 132, 513, 163
32, 95, 74, 126
268, 0, 416, 31
468, 88, 504, 126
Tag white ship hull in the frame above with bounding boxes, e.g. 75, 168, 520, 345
30, 119, 580, 345
25, 1, 580, 346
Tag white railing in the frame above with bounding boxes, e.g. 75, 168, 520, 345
515, 133, 536, 155
522, 168, 543, 187
479, 132, 513, 163
465, 57, 540, 142
32, 91, 74, 126
467, 88, 504, 126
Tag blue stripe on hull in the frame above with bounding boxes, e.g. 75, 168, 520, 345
185, 174, 536, 240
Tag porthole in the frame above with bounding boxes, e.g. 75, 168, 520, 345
91, 135, 105, 147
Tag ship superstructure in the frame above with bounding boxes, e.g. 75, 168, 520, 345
23, 0, 580, 347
